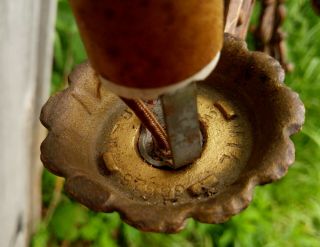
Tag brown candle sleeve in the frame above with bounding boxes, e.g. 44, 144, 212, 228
68, 0, 223, 90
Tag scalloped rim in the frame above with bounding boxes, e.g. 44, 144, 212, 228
40, 34, 305, 233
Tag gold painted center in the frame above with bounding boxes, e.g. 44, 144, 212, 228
103, 85, 252, 203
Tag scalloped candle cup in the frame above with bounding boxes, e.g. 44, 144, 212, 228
40, 34, 305, 233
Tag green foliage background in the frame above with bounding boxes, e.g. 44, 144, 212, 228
32, 0, 320, 246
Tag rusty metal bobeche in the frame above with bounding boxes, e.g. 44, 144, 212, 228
40, 34, 305, 233
104, 85, 253, 202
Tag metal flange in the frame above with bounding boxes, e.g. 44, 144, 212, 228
40, 34, 305, 233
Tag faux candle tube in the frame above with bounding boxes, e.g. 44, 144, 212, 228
69, 0, 223, 99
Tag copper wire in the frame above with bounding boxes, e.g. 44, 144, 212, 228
120, 97, 171, 151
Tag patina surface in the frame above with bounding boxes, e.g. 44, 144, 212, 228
40, 34, 305, 233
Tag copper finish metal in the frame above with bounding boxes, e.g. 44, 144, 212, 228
224, 0, 255, 39
120, 98, 170, 152
40, 34, 305, 233
254, 0, 293, 72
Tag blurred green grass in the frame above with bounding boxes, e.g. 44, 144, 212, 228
32, 0, 320, 246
